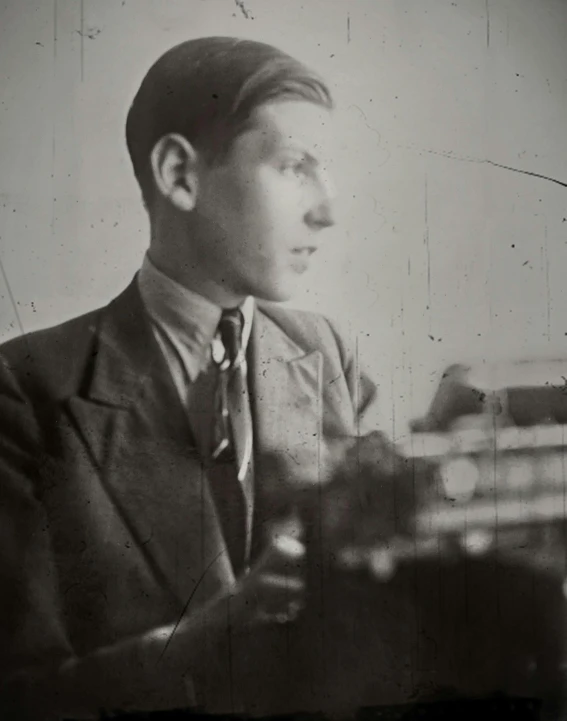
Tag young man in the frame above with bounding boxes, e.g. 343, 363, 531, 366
0, 37, 385, 718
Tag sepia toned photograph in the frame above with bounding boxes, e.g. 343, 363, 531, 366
0, 1, 567, 719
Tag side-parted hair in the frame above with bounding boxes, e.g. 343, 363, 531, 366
126, 37, 333, 208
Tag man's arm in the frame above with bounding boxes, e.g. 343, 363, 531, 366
0, 356, 304, 719
0, 354, 230, 717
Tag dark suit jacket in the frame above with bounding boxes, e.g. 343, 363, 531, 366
2, 279, 565, 721
0, 278, 380, 719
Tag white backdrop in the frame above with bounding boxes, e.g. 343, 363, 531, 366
1, 0, 566, 437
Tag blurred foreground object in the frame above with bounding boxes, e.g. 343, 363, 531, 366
259, 353, 567, 571
312, 359, 567, 715
242, 360, 567, 717
403, 359, 567, 568
244, 428, 566, 717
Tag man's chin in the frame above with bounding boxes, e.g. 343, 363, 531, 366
240, 266, 311, 303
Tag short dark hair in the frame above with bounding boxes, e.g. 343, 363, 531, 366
125, 37, 333, 208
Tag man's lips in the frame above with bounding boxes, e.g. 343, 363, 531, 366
290, 246, 317, 274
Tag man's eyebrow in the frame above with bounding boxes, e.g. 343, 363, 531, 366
277, 143, 319, 165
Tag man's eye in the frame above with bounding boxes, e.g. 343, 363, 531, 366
281, 161, 307, 176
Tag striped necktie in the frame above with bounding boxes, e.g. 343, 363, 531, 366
208, 308, 254, 574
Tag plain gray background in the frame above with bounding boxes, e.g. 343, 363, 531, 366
1, 0, 566, 436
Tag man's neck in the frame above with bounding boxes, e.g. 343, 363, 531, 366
147, 247, 246, 309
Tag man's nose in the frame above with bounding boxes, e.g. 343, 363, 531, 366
305, 170, 337, 230
305, 202, 335, 231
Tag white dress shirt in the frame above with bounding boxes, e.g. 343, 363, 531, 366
137, 253, 254, 408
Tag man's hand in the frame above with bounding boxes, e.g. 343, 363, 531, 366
139, 528, 307, 711
230, 529, 306, 626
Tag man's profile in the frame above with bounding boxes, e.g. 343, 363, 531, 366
0, 37, 383, 719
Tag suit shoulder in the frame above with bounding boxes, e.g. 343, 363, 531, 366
0, 308, 100, 361
256, 302, 349, 361
0, 308, 102, 395
257, 301, 328, 335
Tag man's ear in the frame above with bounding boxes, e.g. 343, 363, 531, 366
150, 133, 199, 212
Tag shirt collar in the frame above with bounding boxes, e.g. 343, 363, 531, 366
138, 253, 254, 380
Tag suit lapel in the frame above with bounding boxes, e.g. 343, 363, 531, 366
64, 286, 330, 610
249, 307, 325, 507
66, 280, 234, 613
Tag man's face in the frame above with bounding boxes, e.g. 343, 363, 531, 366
193, 100, 337, 303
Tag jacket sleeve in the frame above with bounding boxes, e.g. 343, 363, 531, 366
0, 355, 233, 719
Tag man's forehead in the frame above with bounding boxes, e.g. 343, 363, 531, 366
246, 100, 335, 158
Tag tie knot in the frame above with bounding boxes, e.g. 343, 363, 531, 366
218, 308, 244, 366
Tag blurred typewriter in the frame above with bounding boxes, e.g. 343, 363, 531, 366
399, 359, 567, 568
